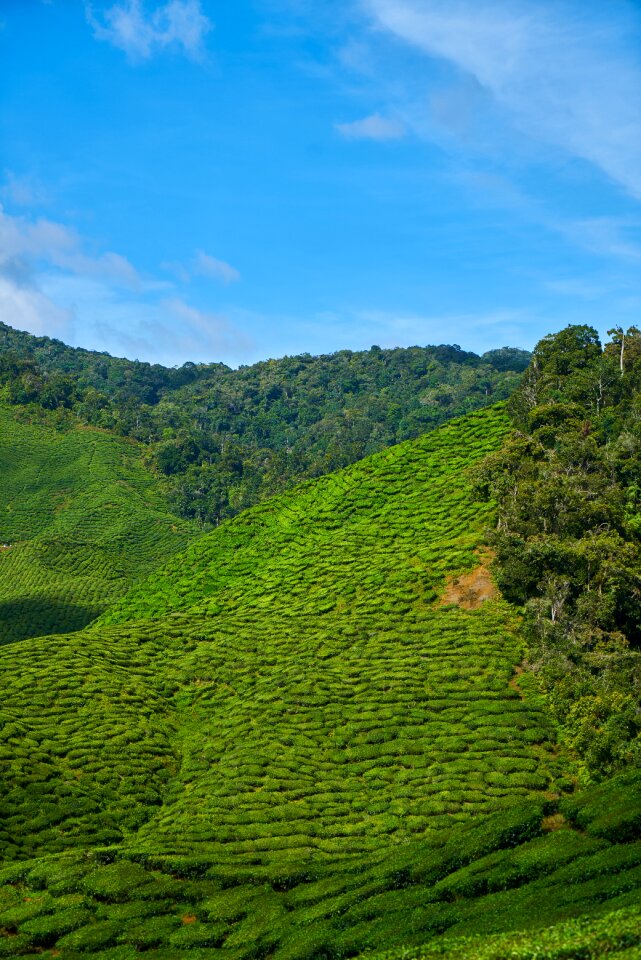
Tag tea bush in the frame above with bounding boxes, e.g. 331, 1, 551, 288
1, 405, 638, 958
0, 402, 195, 644
0, 781, 640, 958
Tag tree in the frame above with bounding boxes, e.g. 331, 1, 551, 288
606, 326, 641, 376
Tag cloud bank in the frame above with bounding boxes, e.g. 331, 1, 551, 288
0, 205, 251, 366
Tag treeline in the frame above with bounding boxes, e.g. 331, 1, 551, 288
476, 325, 641, 779
0, 322, 529, 524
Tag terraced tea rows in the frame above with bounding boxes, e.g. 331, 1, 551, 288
4, 404, 638, 958
0, 403, 195, 643
100, 405, 516, 626
0, 773, 639, 959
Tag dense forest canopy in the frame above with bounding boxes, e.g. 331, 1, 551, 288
476, 324, 641, 778
0, 321, 530, 524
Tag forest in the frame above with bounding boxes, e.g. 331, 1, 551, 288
476, 325, 641, 777
0, 321, 529, 523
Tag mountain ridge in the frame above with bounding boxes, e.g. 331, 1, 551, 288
0, 320, 530, 525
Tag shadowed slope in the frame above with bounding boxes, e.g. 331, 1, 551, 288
0, 403, 195, 643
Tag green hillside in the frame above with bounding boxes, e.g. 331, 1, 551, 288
0, 403, 634, 959
0, 320, 530, 524
0, 402, 195, 644
1, 401, 639, 959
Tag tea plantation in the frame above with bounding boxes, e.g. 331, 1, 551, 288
1, 404, 640, 958
0, 402, 195, 644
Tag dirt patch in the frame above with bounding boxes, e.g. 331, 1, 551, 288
440, 554, 498, 610
542, 813, 566, 832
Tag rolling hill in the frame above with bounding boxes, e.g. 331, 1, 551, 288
0, 320, 530, 524
2, 402, 639, 959
0, 401, 196, 644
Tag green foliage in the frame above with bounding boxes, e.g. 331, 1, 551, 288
1, 369, 638, 958
0, 320, 530, 524
3, 405, 617, 958
372, 904, 641, 959
560, 770, 641, 842
475, 325, 641, 777
4, 408, 568, 868
0, 402, 195, 644
1, 778, 641, 957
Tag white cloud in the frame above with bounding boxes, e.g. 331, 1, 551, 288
349, 306, 532, 349
161, 250, 241, 284
362, 0, 641, 198
0, 274, 73, 340
336, 112, 406, 141
36, 274, 252, 365
163, 297, 252, 354
284, 305, 534, 357
0, 205, 252, 365
86, 0, 212, 61
0, 204, 141, 287
193, 250, 241, 284
1, 172, 48, 208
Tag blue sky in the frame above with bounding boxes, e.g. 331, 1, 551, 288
1, 0, 640, 367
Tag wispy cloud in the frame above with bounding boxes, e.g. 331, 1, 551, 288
336, 113, 406, 141
0, 205, 251, 365
1, 172, 49, 208
543, 278, 608, 302
163, 297, 252, 353
86, 0, 212, 62
162, 250, 241, 285
193, 250, 240, 284
38, 276, 253, 365
362, 0, 641, 198
555, 217, 641, 264
450, 169, 641, 266
348, 306, 532, 350
285, 305, 535, 356
0, 204, 141, 287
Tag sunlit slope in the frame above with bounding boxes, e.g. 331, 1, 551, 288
3, 404, 641, 958
1, 405, 564, 864
0, 403, 195, 643
100, 403, 515, 627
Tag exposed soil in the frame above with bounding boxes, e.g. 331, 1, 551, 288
440, 553, 498, 610
542, 813, 566, 832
